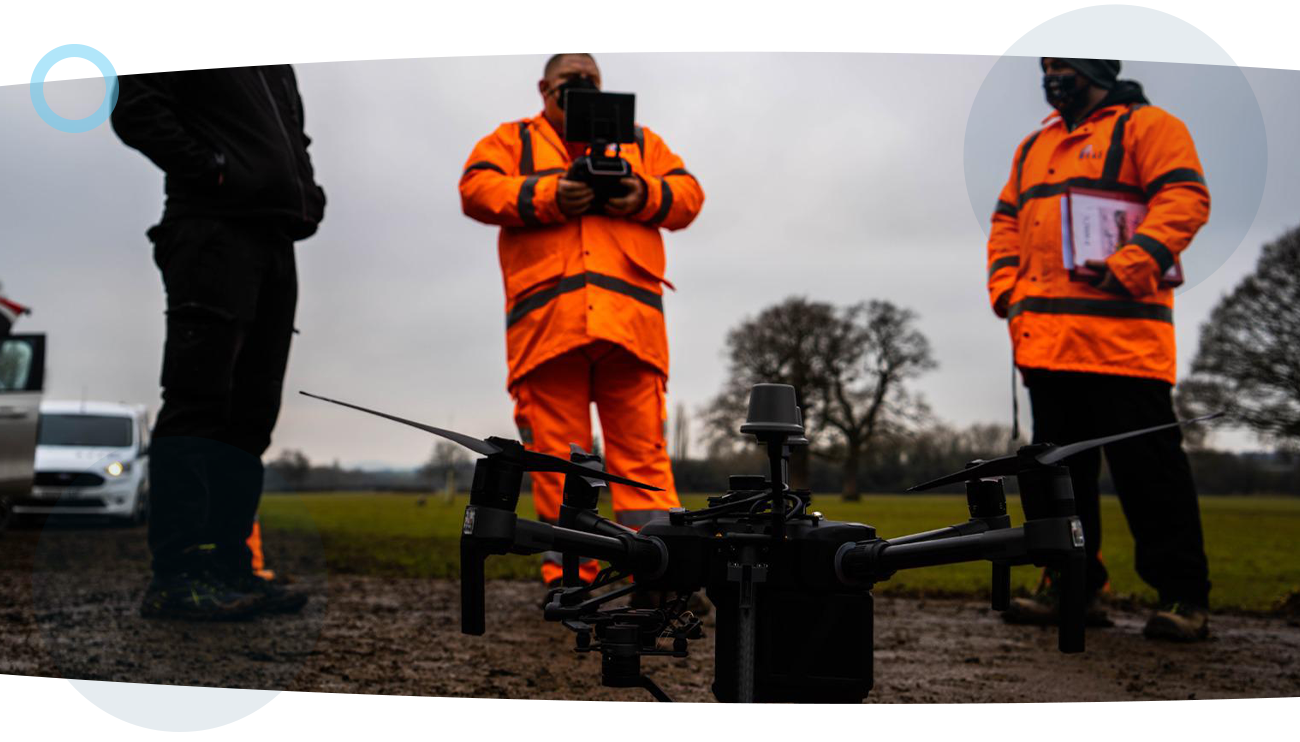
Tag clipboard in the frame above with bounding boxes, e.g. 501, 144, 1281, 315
1061, 187, 1183, 288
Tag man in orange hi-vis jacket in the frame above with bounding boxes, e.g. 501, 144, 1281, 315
460, 53, 704, 587
988, 58, 1212, 642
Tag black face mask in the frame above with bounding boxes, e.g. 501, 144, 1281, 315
1043, 73, 1088, 113
554, 75, 598, 110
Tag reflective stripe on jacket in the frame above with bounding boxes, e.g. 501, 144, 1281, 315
460, 113, 703, 389
987, 103, 1209, 384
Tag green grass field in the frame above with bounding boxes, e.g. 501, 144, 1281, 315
259, 492, 1300, 613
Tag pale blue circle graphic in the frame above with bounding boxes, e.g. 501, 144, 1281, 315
962, 5, 1267, 295
30, 44, 119, 133
69, 680, 279, 732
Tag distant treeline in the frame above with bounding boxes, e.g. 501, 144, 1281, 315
264, 428, 1300, 497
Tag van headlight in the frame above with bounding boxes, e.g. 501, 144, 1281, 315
105, 461, 130, 477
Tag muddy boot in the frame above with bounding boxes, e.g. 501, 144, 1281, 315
1001, 575, 1113, 628
140, 571, 264, 621
225, 569, 309, 615
1002, 592, 1059, 626
1143, 603, 1210, 642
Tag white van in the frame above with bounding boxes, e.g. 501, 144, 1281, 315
17, 401, 151, 524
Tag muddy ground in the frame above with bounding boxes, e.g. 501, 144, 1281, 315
2, 523, 1298, 703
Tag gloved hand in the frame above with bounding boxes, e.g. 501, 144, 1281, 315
1084, 260, 1132, 297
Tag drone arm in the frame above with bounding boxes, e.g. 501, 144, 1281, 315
512, 519, 634, 561
836, 515, 1086, 653
838, 516, 1081, 584
566, 508, 635, 538
884, 518, 996, 547
493, 518, 667, 578
884, 519, 1017, 610
875, 526, 1028, 575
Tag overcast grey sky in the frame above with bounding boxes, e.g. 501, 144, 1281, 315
3, 53, 1296, 468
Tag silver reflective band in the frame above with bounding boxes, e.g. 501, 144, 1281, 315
1070, 517, 1085, 548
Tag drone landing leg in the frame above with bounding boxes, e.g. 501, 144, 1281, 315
992, 562, 1011, 611
1058, 552, 1086, 653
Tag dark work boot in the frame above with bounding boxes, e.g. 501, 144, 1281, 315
1001, 571, 1113, 628
223, 567, 309, 615
1143, 602, 1210, 642
140, 570, 264, 621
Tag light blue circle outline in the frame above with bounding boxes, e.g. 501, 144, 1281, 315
30, 44, 118, 133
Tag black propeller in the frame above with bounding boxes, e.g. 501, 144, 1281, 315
908, 412, 1224, 492
300, 391, 662, 491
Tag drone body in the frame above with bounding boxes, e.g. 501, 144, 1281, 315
629, 486, 878, 702
302, 385, 1219, 703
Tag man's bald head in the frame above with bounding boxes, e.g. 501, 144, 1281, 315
539, 54, 602, 130
544, 53, 596, 77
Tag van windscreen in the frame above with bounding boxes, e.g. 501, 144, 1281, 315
37, 414, 134, 448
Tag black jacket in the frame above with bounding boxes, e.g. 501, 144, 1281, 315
111, 66, 326, 240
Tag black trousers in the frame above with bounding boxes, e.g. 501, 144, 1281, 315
1024, 368, 1211, 607
147, 218, 297, 576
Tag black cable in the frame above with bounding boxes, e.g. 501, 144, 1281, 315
681, 493, 770, 522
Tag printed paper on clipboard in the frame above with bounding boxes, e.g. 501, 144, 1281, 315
1061, 187, 1184, 288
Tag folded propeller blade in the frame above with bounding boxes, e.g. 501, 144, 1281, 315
301, 392, 661, 491
908, 412, 1224, 492
299, 391, 503, 457
906, 454, 1019, 492
522, 450, 662, 491
1037, 412, 1224, 465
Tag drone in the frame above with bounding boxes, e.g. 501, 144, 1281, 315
302, 385, 1219, 703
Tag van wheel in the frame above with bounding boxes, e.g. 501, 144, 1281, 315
130, 485, 150, 526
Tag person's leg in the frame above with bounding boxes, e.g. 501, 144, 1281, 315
213, 231, 297, 577
590, 343, 680, 528
1004, 369, 1112, 626
511, 347, 597, 584
147, 219, 262, 578
1025, 370, 1108, 594
1098, 376, 1210, 609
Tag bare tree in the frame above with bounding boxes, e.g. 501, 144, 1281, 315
269, 449, 311, 491
817, 301, 937, 499
704, 297, 936, 498
1179, 226, 1300, 449
420, 440, 470, 500
701, 297, 843, 488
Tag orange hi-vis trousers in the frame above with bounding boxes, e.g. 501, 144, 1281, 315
246, 517, 275, 581
512, 341, 680, 585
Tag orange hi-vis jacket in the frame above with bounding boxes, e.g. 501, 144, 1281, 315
987, 100, 1210, 385
460, 113, 704, 389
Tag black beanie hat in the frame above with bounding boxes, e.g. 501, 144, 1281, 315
1041, 58, 1122, 90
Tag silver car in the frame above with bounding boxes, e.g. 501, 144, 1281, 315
0, 333, 45, 530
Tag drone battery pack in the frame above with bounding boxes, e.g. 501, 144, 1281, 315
710, 587, 874, 703
701, 518, 878, 703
